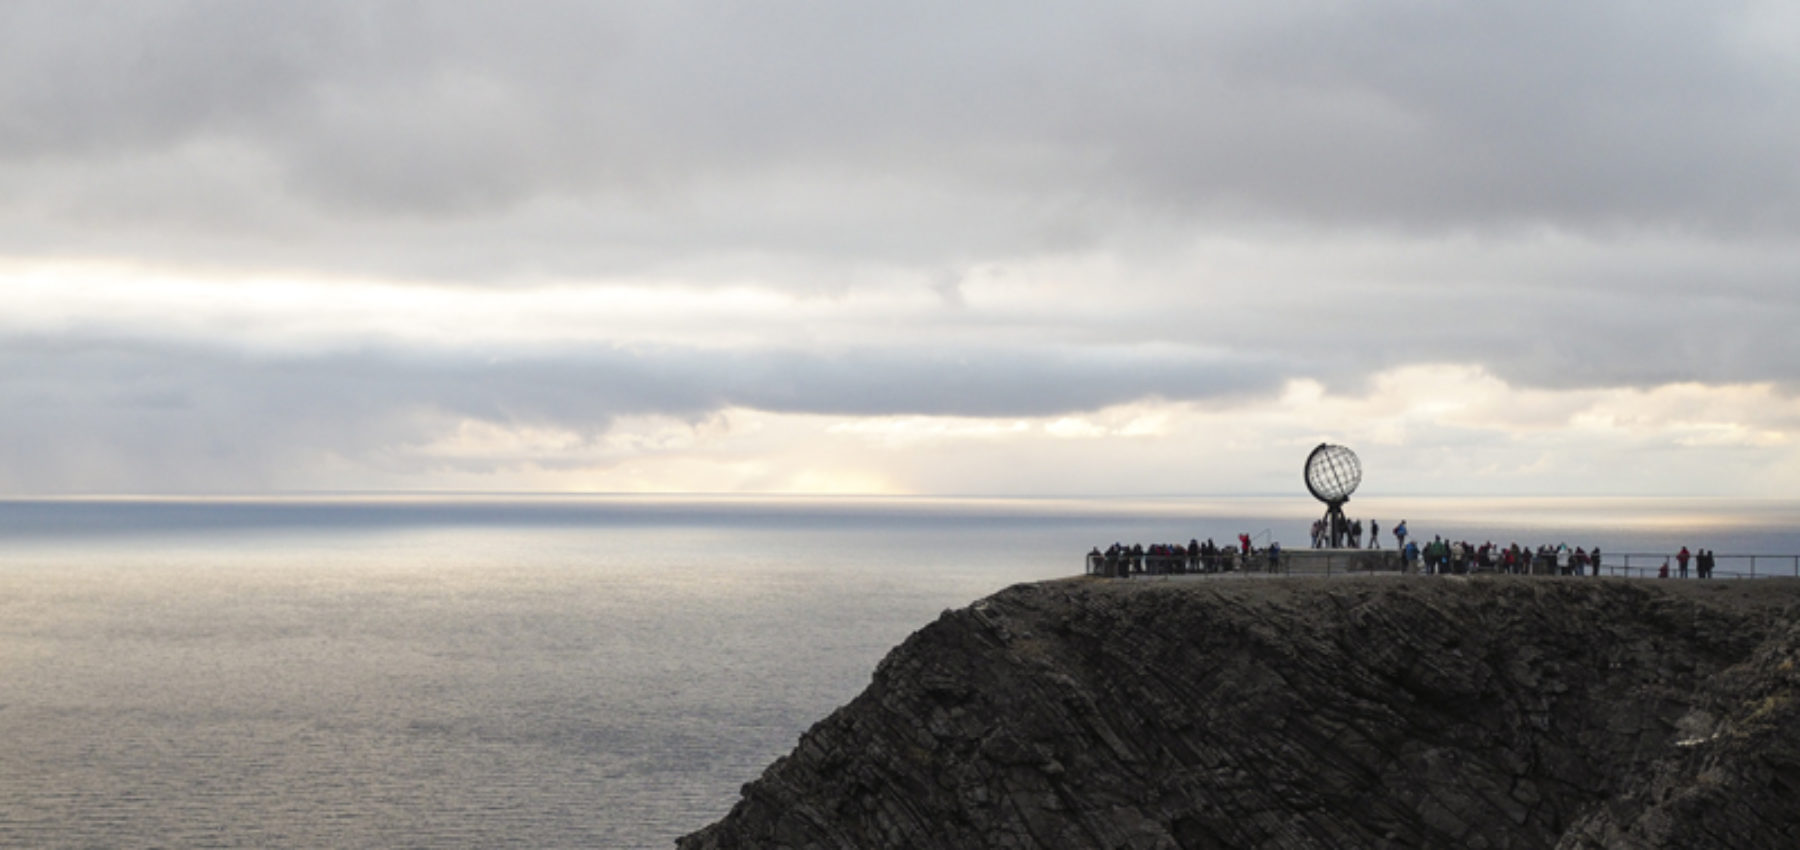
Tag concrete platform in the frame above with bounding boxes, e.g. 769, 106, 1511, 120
1282, 548, 1404, 575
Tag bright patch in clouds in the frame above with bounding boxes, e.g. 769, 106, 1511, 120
3, 261, 956, 352
270, 373, 1800, 498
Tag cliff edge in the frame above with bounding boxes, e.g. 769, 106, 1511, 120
679, 577, 1800, 849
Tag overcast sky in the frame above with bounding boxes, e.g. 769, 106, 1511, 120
6, 0, 1800, 497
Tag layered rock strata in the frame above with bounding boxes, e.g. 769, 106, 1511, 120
679, 577, 1800, 849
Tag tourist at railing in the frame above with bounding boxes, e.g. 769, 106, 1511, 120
1093, 537, 1288, 577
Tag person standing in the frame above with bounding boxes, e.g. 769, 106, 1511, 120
1394, 520, 1408, 550
1677, 546, 1691, 579
1370, 520, 1382, 548
1591, 545, 1602, 577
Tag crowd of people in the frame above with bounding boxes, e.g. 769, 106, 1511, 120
1405, 538, 1602, 575
1090, 525, 1725, 580
1087, 537, 1282, 577
1309, 516, 1394, 549
1401, 539, 1722, 578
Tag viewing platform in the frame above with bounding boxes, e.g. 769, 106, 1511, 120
1085, 547, 1800, 580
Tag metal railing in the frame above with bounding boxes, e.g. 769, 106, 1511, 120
1083, 550, 1285, 577
1588, 553, 1800, 580
1084, 550, 1800, 580
1083, 549, 1388, 577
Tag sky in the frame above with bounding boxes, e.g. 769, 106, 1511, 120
5, 0, 1800, 497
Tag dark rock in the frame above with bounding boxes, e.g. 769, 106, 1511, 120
677, 577, 1800, 849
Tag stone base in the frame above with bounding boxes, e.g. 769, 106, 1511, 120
1283, 548, 1404, 575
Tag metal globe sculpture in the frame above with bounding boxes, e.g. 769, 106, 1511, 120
1304, 443, 1362, 504
1304, 443, 1361, 548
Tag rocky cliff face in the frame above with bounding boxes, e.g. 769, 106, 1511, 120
678, 577, 1800, 849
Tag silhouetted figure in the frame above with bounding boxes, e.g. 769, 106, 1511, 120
1677, 546, 1690, 579
1426, 536, 1446, 575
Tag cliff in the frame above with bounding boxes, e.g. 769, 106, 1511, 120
678, 577, 1800, 849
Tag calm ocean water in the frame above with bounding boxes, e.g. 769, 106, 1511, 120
4, 494, 1799, 848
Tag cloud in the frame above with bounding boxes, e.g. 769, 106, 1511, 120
7, 329, 1800, 495
6, 2, 1800, 494
0, 332, 1282, 491
5, 2, 1798, 266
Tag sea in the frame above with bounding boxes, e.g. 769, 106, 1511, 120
4, 493, 1799, 848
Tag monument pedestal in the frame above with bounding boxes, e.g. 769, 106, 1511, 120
1282, 548, 1403, 575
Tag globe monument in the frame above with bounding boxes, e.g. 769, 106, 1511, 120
1304, 443, 1361, 548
